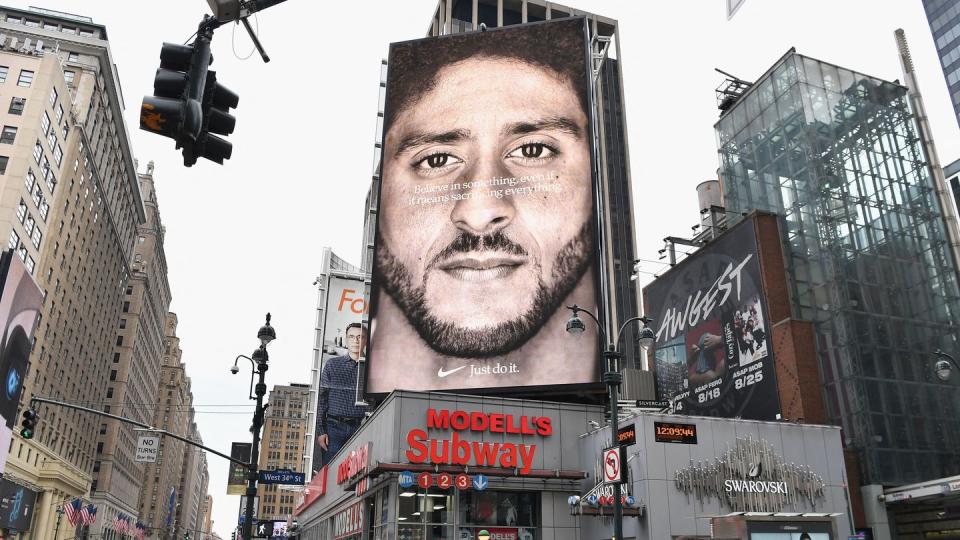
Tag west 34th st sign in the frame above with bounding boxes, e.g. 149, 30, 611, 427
258, 469, 305, 485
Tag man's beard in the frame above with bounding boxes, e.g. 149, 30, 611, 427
374, 222, 594, 358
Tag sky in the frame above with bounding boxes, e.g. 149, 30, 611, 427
3, 0, 959, 536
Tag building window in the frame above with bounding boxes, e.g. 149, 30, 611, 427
0, 66, 7, 83
16, 200, 26, 223
31, 186, 41, 207
96, 442, 103, 453
106, 388, 113, 399
23, 216, 34, 235
48, 86, 57, 106
62, 26, 75, 34
53, 145, 62, 167
8, 97, 25, 115
109, 370, 116, 381
31, 228, 41, 250
24, 255, 34, 274
40, 111, 50, 135
123, 301, 129, 313
7, 231, 18, 251
17, 70, 33, 88
119, 319, 127, 329
32, 141, 41, 163
113, 352, 120, 363
0, 156, 7, 175
47, 130, 55, 150
24, 19, 39, 28
125, 286, 133, 295
56, 104, 63, 123
38, 201, 48, 221
63, 71, 75, 87
24, 170, 34, 191
116, 335, 123, 346
79, 29, 93, 38
67, 52, 79, 62
0, 126, 17, 145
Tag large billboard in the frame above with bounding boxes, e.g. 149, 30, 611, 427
313, 274, 367, 470
367, 17, 603, 395
644, 217, 781, 420
0, 251, 43, 430
0, 478, 37, 531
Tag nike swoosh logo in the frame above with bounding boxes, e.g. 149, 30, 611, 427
437, 366, 466, 378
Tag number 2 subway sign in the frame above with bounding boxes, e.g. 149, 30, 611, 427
406, 409, 552, 475
643, 216, 781, 420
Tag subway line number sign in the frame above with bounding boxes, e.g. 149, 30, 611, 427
602, 446, 624, 484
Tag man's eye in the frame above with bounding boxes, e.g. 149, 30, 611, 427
416, 153, 458, 169
507, 143, 556, 160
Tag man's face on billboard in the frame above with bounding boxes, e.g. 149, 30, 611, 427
346, 326, 366, 360
377, 56, 593, 358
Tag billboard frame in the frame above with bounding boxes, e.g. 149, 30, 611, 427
363, 16, 611, 399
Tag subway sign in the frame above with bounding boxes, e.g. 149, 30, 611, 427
405, 409, 553, 475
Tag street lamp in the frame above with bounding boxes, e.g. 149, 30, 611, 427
934, 349, 960, 381
231, 313, 275, 540
565, 304, 654, 540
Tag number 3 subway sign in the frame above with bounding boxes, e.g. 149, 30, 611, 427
643, 216, 781, 421
406, 409, 552, 475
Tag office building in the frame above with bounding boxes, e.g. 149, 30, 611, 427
90, 161, 172, 537
0, 6, 145, 537
923, 0, 960, 130
176, 421, 209, 539
715, 49, 960, 536
136, 313, 197, 535
258, 383, 309, 521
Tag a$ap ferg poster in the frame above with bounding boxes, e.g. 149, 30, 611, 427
644, 217, 781, 420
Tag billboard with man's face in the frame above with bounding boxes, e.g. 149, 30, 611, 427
366, 18, 603, 394
0, 251, 43, 431
644, 217, 781, 421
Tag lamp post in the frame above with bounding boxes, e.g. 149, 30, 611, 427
53, 504, 64, 539
565, 304, 654, 540
231, 313, 276, 540
934, 349, 960, 381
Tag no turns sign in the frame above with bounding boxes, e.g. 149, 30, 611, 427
602, 446, 624, 484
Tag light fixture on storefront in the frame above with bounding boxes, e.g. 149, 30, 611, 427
934, 350, 959, 381
566, 311, 586, 334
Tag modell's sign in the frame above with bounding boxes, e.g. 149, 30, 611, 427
333, 501, 363, 539
406, 409, 552, 475
336, 442, 371, 485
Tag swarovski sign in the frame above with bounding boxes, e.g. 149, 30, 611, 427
674, 436, 825, 512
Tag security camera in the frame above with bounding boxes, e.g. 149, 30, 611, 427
230, 365, 240, 375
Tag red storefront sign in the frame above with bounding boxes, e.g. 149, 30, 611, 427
405, 409, 553, 475
337, 442, 371, 485
332, 501, 363, 539
295, 465, 327, 516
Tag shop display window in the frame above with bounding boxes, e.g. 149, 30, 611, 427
398, 486, 456, 539
395, 487, 539, 540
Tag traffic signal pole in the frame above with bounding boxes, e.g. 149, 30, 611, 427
27, 396, 250, 469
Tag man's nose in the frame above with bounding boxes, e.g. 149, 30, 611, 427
450, 158, 516, 236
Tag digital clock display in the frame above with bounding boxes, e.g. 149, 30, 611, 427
654, 421, 697, 444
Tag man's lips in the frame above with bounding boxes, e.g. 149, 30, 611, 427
435, 254, 527, 282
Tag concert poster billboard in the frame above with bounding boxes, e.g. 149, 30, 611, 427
0, 251, 43, 430
644, 217, 781, 420
366, 17, 605, 395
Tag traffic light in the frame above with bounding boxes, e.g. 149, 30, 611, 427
140, 16, 238, 167
183, 533, 190, 540
20, 408, 36, 439
181, 70, 238, 166
140, 42, 206, 145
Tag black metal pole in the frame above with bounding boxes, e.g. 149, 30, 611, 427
603, 348, 624, 540
242, 346, 268, 540
54, 506, 64, 539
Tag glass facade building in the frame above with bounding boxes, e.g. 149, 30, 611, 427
716, 51, 960, 486
923, 0, 960, 130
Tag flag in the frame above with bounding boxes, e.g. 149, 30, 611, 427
113, 512, 127, 533
79, 503, 91, 526
122, 516, 131, 534
64, 499, 82, 527
85, 505, 97, 526
165, 487, 176, 528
